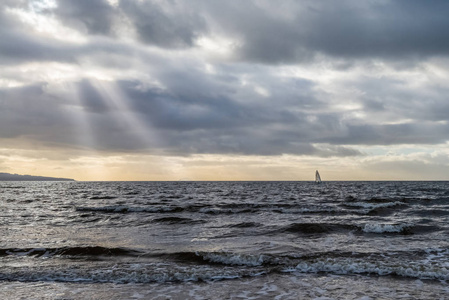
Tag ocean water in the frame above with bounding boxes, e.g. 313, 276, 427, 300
1, 181, 449, 299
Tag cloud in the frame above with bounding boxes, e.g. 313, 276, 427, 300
119, 0, 207, 48
10, 1, 449, 64
0, 30, 75, 65
0, 83, 77, 142
199, 0, 449, 64
53, 0, 116, 35
2, 0, 449, 181
321, 122, 449, 146
51, 0, 208, 49
0, 71, 362, 157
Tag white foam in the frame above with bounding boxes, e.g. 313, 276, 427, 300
345, 201, 404, 209
1, 261, 268, 284
362, 223, 411, 233
199, 252, 266, 267
293, 258, 449, 280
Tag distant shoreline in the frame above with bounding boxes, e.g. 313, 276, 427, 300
0, 172, 75, 181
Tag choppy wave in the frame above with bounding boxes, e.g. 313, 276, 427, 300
292, 256, 449, 280
75, 205, 183, 213
195, 250, 449, 281
361, 223, 439, 234
281, 223, 357, 234
361, 223, 412, 234
151, 217, 206, 225
275, 222, 438, 235
2, 248, 449, 283
226, 222, 260, 228
0, 246, 140, 258
199, 252, 270, 267
3, 181, 449, 290
340, 200, 409, 216
89, 196, 117, 200
342, 201, 407, 210
75, 204, 343, 216
0, 263, 265, 284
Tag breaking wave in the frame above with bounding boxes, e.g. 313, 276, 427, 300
2, 248, 449, 283
292, 257, 449, 281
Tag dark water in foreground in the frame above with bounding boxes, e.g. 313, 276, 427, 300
1, 181, 449, 299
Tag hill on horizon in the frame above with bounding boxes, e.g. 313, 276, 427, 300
0, 172, 75, 181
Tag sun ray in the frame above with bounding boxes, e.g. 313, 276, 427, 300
87, 79, 161, 152
64, 81, 113, 179
63, 82, 97, 150
83, 79, 189, 180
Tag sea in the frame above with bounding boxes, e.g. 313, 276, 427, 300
1, 181, 449, 299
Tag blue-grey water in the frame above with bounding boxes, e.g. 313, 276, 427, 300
1, 181, 449, 299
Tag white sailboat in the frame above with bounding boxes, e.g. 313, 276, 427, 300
315, 170, 322, 183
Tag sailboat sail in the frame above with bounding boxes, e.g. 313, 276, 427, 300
315, 170, 321, 183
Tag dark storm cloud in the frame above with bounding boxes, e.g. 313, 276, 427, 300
0, 34, 138, 66
0, 81, 155, 151
0, 29, 75, 64
39, 0, 449, 61
2, 0, 449, 158
0, 26, 134, 66
0, 3, 56, 64
200, 0, 449, 63
53, 0, 115, 35
0, 1, 138, 65
295, 0, 449, 60
49, 72, 449, 154
348, 74, 449, 124
0, 83, 77, 141
112, 78, 362, 156
119, 0, 207, 48
321, 123, 449, 146
51, 0, 207, 48
0, 72, 360, 156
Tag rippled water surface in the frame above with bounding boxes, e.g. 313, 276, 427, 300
1, 181, 449, 299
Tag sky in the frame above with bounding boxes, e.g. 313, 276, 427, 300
1, 0, 449, 181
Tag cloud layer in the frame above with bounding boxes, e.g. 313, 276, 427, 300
1, 0, 449, 179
